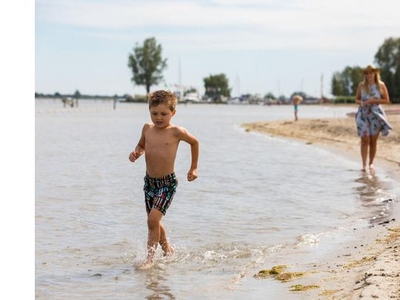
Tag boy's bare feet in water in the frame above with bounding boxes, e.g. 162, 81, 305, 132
136, 259, 154, 270
136, 244, 174, 270
163, 245, 175, 257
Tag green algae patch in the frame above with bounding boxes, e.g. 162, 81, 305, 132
319, 289, 341, 296
376, 226, 400, 244
343, 256, 376, 269
276, 271, 305, 282
254, 265, 306, 282
254, 265, 287, 278
290, 284, 320, 292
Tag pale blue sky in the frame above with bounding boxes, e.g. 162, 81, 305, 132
35, 0, 400, 98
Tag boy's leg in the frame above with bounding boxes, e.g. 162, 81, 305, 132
159, 223, 174, 255
141, 208, 163, 268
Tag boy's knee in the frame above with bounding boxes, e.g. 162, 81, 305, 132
147, 215, 161, 229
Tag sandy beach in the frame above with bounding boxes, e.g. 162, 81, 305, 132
242, 105, 400, 299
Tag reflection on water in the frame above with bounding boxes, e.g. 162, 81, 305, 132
354, 171, 395, 225
145, 270, 175, 300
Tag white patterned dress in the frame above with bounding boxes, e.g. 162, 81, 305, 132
355, 83, 392, 137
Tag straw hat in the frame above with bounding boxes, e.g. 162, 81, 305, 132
292, 95, 303, 101
363, 65, 380, 74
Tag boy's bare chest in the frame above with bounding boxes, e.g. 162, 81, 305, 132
145, 131, 178, 149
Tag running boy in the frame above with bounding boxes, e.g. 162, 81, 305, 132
129, 90, 199, 269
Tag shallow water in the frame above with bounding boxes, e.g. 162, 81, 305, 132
35, 100, 399, 299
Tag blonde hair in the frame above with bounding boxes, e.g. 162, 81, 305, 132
362, 71, 384, 95
148, 90, 177, 111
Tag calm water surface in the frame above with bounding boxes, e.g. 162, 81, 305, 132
35, 100, 399, 299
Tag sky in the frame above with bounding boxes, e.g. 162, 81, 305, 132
35, 0, 400, 98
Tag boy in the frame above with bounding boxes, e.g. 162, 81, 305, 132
129, 90, 199, 269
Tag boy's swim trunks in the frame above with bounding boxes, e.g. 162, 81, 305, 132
143, 173, 178, 215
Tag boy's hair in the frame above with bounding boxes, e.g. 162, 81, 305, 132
148, 90, 177, 111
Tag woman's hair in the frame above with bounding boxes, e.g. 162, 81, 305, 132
362, 71, 384, 95
148, 90, 177, 111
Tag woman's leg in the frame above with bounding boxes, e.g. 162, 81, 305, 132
368, 134, 379, 168
360, 136, 369, 171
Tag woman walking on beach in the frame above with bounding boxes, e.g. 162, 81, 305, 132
355, 65, 392, 172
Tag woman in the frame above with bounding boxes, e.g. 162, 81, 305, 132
292, 95, 303, 121
355, 65, 392, 172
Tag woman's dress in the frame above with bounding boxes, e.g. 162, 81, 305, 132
355, 83, 392, 137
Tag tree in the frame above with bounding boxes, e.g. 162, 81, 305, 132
374, 37, 400, 102
74, 90, 81, 99
330, 66, 363, 97
184, 87, 198, 96
203, 74, 231, 102
264, 92, 276, 100
74, 90, 81, 107
331, 37, 400, 102
128, 37, 168, 94
331, 72, 344, 96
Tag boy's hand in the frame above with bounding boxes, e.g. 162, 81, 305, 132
187, 169, 198, 181
129, 151, 140, 162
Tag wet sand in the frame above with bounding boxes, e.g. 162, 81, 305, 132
242, 105, 400, 299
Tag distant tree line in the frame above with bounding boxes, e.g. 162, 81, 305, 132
35, 90, 124, 100
331, 37, 400, 103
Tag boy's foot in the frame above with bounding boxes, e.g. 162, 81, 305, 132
136, 260, 154, 270
163, 245, 175, 257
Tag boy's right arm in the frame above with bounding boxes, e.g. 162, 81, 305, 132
129, 125, 146, 162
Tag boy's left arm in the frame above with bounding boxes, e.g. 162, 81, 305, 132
187, 139, 199, 181
179, 127, 199, 181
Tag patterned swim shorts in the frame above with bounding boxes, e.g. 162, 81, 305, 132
143, 173, 178, 215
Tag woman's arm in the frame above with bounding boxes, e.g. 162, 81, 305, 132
355, 82, 363, 105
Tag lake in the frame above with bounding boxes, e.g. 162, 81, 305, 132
35, 99, 399, 299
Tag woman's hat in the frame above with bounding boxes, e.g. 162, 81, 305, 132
363, 65, 380, 74
292, 95, 303, 101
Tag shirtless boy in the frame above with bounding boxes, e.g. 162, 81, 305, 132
129, 90, 199, 269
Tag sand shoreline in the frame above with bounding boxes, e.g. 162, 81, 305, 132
242, 106, 400, 299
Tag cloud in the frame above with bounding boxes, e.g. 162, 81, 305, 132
35, 0, 400, 96
36, 0, 400, 53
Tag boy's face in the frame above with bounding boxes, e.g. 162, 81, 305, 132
149, 103, 176, 128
